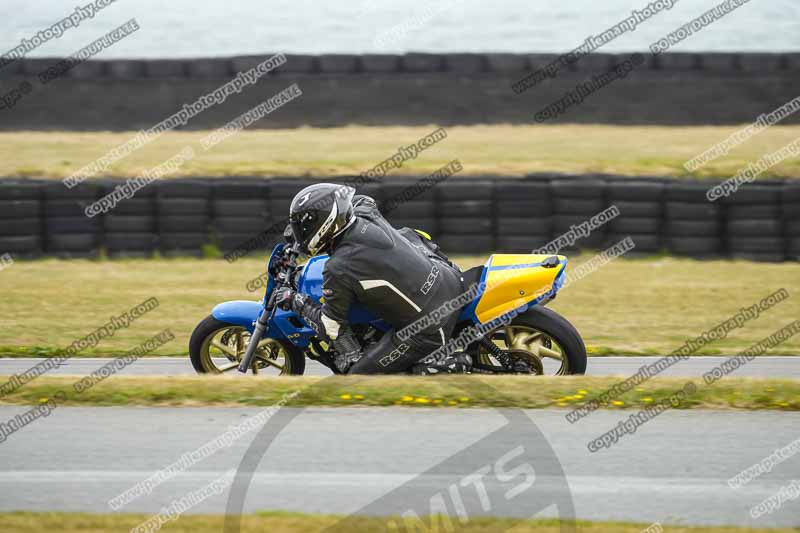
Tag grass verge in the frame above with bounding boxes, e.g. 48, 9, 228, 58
0, 255, 798, 357
2, 125, 800, 179
1, 375, 797, 411
0, 511, 793, 533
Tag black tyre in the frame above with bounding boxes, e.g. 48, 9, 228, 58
212, 199, 269, 217
495, 235, 552, 253
788, 236, 800, 260
211, 181, 270, 199
0, 200, 40, 218
606, 181, 664, 201
0, 235, 41, 253
784, 184, 800, 203
111, 198, 156, 215
104, 215, 157, 232
43, 182, 100, 199
727, 204, 781, 219
383, 200, 436, 218
157, 198, 208, 215
439, 234, 493, 254
608, 233, 662, 252
0, 182, 43, 200
727, 219, 782, 237
439, 218, 492, 234
490, 306, 587, 375
386, 218, 437, 235
159, 216, 209, 233
382, 179, 436, 201
496, 201, 551, 217
354, 182, 382, 200
217, 232, 272, 252
553, 198, 606, 215
45, 217, 101, 234
551, 178, 605, 198
189, 315, 305, 375
438, 181, 492, 201
667, 236, 722, 256
728, 236, 784, 253
105, 233, 158, 251
552, 215, 595, 231
722, 185, 780, 205
665, 202, 719, 220
156, 180, 212, 198
664, 181, 714, 202
0, 218, 40, 236
494, 180, 551, 202
45, 199, 96, 217
608, 217, 661, 234
212, 216, 268, 233
46, 233, 97, 251
612, 200, 662, 217
440, 201, 491, 217
666, 220, 720, 237
496, 217, 552, 235
160, 233, 209, 249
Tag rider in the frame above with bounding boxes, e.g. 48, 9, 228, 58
274, 183, 468, 374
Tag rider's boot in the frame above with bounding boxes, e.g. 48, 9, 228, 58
412, 353, 472, 375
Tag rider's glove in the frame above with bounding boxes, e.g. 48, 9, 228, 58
274, 288, 302, 311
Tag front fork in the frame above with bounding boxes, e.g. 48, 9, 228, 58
237, 306, 269, 373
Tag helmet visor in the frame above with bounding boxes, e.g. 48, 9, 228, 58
289, 210, 318, 254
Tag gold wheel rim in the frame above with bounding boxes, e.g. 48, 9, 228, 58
479, 326, 568, 375
199, 326, 292, 375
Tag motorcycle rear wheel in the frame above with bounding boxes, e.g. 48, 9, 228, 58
477, 306, 587, 375
189, 315, 305, 375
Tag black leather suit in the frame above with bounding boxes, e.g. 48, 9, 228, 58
292, 195, 464, 374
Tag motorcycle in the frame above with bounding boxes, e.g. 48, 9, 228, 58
189, 234, 587, 376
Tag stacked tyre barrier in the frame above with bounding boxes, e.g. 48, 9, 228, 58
0, 181, 42, 258
551, 178, 607, 252
0, 176, 797, 262
605, 180, 664, 255
786, 184, 800, 261
102, 180, 157, 258
211, 180, 271, 255
723, 184, 785, 263
382, 177, 438, 244
664, 182, 725, 259
494, 180, 552, 253
44, 181, 101, 258
436, 180, 493, 254
157, 180, 212, 257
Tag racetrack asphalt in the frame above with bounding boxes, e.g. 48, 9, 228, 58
0, 406, 797, 527
1, 356, 799, 378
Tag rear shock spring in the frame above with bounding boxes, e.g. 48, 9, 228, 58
479, 338, 512, 369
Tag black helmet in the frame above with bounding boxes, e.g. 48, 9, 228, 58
289, 183, 355, 255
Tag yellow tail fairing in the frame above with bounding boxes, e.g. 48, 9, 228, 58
473, 254, 567, 324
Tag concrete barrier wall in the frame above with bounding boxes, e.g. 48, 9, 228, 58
0, 175, 797, 262
1, 53, 798, 130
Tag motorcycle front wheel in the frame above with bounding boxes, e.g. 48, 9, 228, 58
189, 315, 305, 375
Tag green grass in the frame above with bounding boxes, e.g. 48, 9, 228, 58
1, 125, 799, 179
2, 375, 798, 411
0, 255, 797, 357
0, 511, 795, 533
